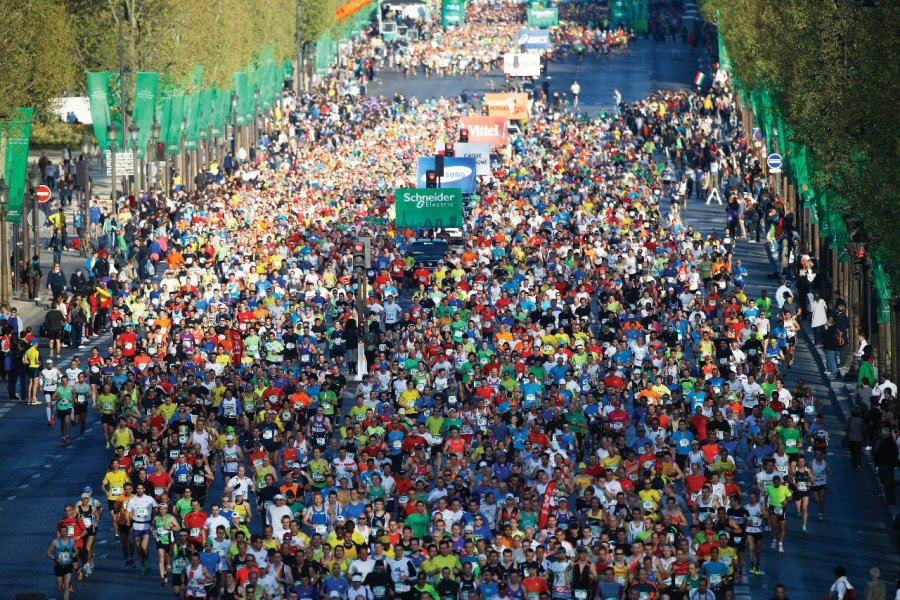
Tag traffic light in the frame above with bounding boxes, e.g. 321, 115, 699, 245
352, 237, 371, 273
459, 129, 469, 143
434, 154, 445, 177
156, 142, 165, 162
444, 142, 455, 157
425, 170, 438, 188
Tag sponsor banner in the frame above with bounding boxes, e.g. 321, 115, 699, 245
484, 93, 530, 120
417, 156, 478, 193
395, 188, 463, 229
527, 7, 558, 27
516, 28, 551, 50
459, 116, 509, 145
451, 143, 491, 176
503, 53, 542, 77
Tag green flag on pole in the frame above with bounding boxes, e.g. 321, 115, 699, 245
3, 107, 33, 223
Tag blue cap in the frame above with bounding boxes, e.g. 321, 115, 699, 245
83, 486, 92, 493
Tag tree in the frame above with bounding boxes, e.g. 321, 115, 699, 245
0, 0, 77, 116
703, 0, 900, 291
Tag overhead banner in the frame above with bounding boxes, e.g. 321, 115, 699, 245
484, 93, 530, 121
459, 116, 509, 146
516, 29, 552, 50
450, 143, 491, 176
441, 0, 466, 27
417, 156, 478, 193
503, 53, 542, 77
395, 188, 463, 229
527, 7, 558, 27
3, 107, 33, 223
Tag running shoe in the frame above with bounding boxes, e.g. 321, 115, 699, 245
114, 533, 120, 542
105, 442, 111, 449
802, 525, 808, 533
76, 569, 84, 581
818, 513, 824, 521
778, 543, 784, 553
161, 577, 167, 587
770, 539, 776, 549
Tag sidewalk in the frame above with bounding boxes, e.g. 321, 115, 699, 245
13, 150, 116, 327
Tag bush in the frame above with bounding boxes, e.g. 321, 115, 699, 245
31, 121, 91, 149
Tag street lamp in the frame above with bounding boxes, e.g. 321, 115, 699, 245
252, 87, 260, 144
80, 132, 94, 253
0, 177, 9, 305
231, 91, 239, 155
107, 122, 119, 213
150, 118, 161, 192
27, 163, 41, 262
128, 121, 140, 194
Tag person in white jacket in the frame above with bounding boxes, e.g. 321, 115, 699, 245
828, 565, 855, 599
810, 292, 828, 345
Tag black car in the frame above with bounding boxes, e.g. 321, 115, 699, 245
406, 238, 450, 270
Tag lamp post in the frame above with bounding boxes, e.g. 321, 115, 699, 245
180, 117, 188, 192
231, 91, 239, 157
81, 132, 95, 253
28, 163, 41, 264
252, 87, 260, 147
128, 121, 140, 195
107, 122, 119, 214
150, 118, 161, 191
0, 177, 9, 306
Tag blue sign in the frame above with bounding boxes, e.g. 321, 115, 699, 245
767, 153, 783, 171
417, 157, 478, 194
752, 127, 763, 142
516, 28, 551, 50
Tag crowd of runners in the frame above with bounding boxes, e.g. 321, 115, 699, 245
34, 6, 875, 600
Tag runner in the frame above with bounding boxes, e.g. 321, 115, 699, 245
810, 450, 833, 521
47, 524, 78, 600
125, 482, 158, 574
764, 476, 792, 554
53, 374, 74, 445
153, 502, 181, 586
40, 358, 61, 427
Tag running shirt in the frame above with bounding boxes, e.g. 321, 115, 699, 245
812, 460, 829, 487
103, 470, 129, 501
126, 495, 158, 530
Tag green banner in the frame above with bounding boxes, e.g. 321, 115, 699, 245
211, 89, 230, 139
197, 89, 213, 141
527, 7, 558, 27
87, 72, 113, 151
442, 0, 466, 27
183, 93, 198, 151
3, 108, 33, 223
166, 94, 184, 156
395, 188, 463, 229
132, 72, 158, 159
234, 72, 249, 126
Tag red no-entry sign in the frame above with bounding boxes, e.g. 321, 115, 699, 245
35, 185, 52, 203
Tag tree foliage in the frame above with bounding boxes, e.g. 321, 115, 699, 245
0, 0, 77, 116
63, 0, 336, 92
703, 0, 900, 287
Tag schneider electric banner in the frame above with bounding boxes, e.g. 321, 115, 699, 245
417, 156, 478, 193
395, 188, 463, 229
527, 7, 558, 28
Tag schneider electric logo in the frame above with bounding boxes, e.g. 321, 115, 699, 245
400, 191, 458, 209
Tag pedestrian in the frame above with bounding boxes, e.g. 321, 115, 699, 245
864, 567, 886, 600
846, 406, 866, 471
829, 566, 856, 600
824, 317, 844, 378
874, 430, 897, 505
811, 292, 828, 344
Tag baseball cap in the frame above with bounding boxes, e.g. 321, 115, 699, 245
352, 574, 363, 582
83, 486, 92, 493
274, 494, 285, 500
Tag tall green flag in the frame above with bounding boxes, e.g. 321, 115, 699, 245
87, 72, 114, 151
3, 108, 33, 223
197, 89, 213, 141
132, 72, 158, 159
166, 95, 184, 156
234, 72, 249, 126
183, 93, 200, 151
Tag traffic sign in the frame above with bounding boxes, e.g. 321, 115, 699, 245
767, 153, 783, 173
752, 127, 763, 147
105, 150, 135, 176
35, 185, 52, 203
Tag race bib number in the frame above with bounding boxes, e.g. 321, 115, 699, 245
190, 527, 201, 538
315, 524, 328, 535
111, 486, 123, 497
396, 583, 410, 593
263, 429, 274, 440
